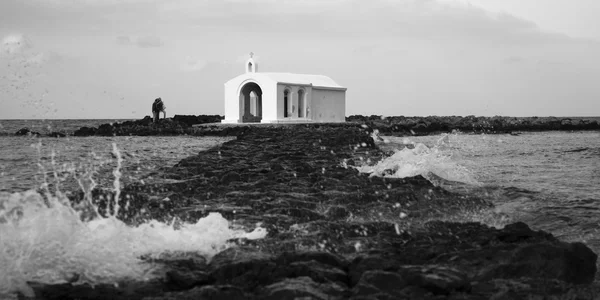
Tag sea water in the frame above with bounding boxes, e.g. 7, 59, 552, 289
1, 120, 600, 297
0, 121, 267, 297
366, 130, 600, 248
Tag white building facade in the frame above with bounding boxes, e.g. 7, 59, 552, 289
222, 55, 346, 124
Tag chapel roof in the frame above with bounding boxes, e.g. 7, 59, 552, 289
257, 72, 344, 89
226, 72, 345, 90
227, 54, 345, 90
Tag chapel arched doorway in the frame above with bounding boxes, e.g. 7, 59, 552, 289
239, 82, 263, 123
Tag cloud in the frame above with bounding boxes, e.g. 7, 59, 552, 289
116, 36, 131, 45
31, 0, 156, 5
181, 56, 207, 72
117, 35, 164, 48
25, 52, 47, 65
174, 0, 580, 46
136, 36, 163, 48
8, 0, 584, 46
3, 0, 600, 119
504, 56, 524, 64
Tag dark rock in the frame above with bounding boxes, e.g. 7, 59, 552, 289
74, 126, 97, 136
284, 260, 348, 286
346, 115, 600, 135
260, 276, 347, 300
96, 123, 115, 136
266, 207, 323, 222
348, 256, 399, 286
15, 127, 40, 136
15, 127, 31, 135
351, 266, 470, 298
275, 251, 349, 271
398, 265, 470, 295
145, 285, 248, 300
209, 247, 276, 289
140, 251, 208, 270
325, 205, 351, 220
165, 270, 211, 290
72, 115, 220, 137
220, 171, 241, 185
496, 221, 554, 243
173, 114, 223, 126
477, 241, 597, 284
28, 279, 166, 300
352, 270, 407, 298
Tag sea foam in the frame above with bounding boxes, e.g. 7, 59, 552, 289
358, 133, 479, 185
0, 190, 266, 297
0, 141, 266, 298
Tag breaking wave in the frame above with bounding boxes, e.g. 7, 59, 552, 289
358, 133, 479, 185
0, 142, 266, 298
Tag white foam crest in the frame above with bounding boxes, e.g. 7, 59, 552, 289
110, 142, 123, 217
0, 190, 266, 297
357, 136, 479, 185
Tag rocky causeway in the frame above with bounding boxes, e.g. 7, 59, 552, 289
17, 116, 600, 299
12, 114, 600, 138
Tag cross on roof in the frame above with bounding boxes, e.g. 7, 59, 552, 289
250, 52, 254, 58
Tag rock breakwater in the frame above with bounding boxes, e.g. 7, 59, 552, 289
26, 125, 599, 299
15, 114, 599, 138
72, 115, 224, 137
347, 115, 600, 136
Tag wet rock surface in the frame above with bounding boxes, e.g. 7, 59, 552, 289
54, 114, 600, 138
12, 114, 600, 138
71, 115, 224, 137
14, 127, 41, 137
26, 125, 599, 299
347, 115, 600, 135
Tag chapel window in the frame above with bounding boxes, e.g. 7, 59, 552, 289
284, 89, 289, 118
298, 90, 305, 118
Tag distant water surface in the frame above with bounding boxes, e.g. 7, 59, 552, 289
0, 135, 233, 193
0, 119, 132, 135
377, 131, 600, 249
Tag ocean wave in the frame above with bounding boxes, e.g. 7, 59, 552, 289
563, 147, 590, 153
0, 189, 266, 298
357, 134, 479, 186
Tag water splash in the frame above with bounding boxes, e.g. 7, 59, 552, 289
0, 141, 267, 298
358, 134, 479, 185
0, 190, 266, 297
111, 143, 123, 217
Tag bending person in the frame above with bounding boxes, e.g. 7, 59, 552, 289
152, 97, 166, 122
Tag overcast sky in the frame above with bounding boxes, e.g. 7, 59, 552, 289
1, 0, 599, 119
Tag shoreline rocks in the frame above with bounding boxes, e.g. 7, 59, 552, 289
12, 114, 596, 138
23, 125, 599, 299
14, 127, 41, 137
347, 115, 600, 136
72, 115, 224, 137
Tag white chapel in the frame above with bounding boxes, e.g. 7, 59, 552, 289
222, 54, 346, 124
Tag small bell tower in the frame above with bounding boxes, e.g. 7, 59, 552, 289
246, 52, 257, 73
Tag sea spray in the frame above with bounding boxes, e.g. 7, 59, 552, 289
363, 133, 518, 229
111, 143, 123, 217
0, 190, 267, 298
0, 141, 267, 298
358, 137, 479, 185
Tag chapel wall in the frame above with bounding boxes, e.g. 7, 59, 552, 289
311, 89, 346, 122
259, 81, 278, 122
274, 84, 313, 121
223, 81, 241, 123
